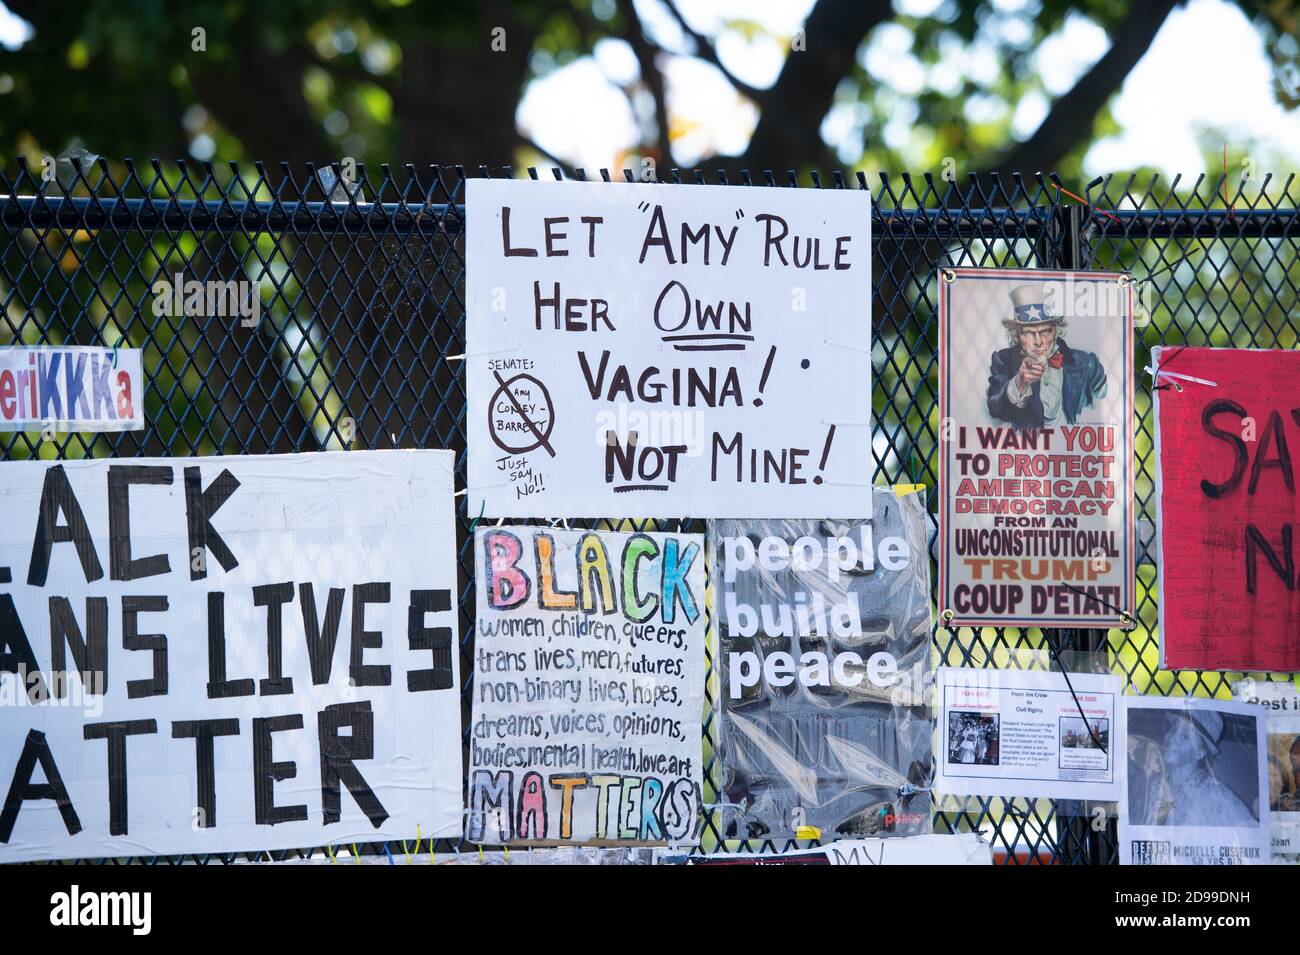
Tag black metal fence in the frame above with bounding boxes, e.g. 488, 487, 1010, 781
2, 160, 1297, 864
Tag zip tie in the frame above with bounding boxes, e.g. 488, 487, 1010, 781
383, 843, 395, 865
1051, 183, 1121, 225
445, 345, 521, 361
468, 499, 486, 533
110, 336, 125, 369
1146, 347, 1218, 392
351, 843, 360, 864
899, 782, 932, 797
325, 844, 338, 865
402, 825, 420, 864
1147, 367, 1218, 389
455, 482, 509, 498
824, 337, 872, 355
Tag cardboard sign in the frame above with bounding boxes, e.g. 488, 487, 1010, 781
938, 268, 1135, 627
0, 450, 463, 862
1154, 347, 1300, 670
467, 526, 706, 844
466, 179, 873, 518
0, 347, 144, 432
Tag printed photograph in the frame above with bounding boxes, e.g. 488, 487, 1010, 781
1268, 733, 1300, 814
948, 711, 1000, 766
1061, 717, 1110, 750
1127, 707, 1261, 828
985, 283, 1110, 433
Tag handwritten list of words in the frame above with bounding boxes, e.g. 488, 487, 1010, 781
467, 526, 705, 844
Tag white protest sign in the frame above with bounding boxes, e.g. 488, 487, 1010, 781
0, 450, 462, 862
468, 525, 706, 844
0, 346, 144, 432
466, 179, 873, 517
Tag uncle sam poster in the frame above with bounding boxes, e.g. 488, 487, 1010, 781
938, 268, 1134, 628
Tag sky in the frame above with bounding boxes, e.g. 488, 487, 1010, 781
1, 0, 1297, 180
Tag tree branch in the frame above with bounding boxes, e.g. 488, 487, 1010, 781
659, 0, 767, 103
738, 0, 894, 170
615, 0, 670, 162
982, 0, 1184, 182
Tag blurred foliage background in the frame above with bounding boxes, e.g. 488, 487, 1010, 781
0, 0, 1296, 179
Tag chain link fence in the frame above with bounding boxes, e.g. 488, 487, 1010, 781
2, 160, 1296, 864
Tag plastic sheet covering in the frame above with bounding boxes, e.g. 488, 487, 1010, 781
710, 488, 933, 842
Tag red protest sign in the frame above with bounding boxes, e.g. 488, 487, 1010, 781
1155, 346, 1300, 670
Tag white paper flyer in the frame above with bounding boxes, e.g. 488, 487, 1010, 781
1121, 696, 1269, 865
934, 666, 1122, 801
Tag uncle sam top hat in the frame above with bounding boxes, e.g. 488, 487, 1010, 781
1004, 283, 1065, 328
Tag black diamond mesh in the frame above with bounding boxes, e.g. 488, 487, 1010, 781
2, 160, 1296, 865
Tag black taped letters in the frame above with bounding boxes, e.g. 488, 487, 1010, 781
318, 702, 388, 827
172, 719, 240, 829
184, 466, 240, 581
83, 719, 157, 836
406, 589, 453, 692
252, 714, 308, 825
0, 730, 81, 842
107, 465, 173, 581
27, 464, 103, 586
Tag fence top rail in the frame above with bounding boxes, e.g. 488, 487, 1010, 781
3, 193, 1294, 239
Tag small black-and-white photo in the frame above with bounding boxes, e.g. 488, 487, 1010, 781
948, 711, 999, 766
1127, 707, 1260, 828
